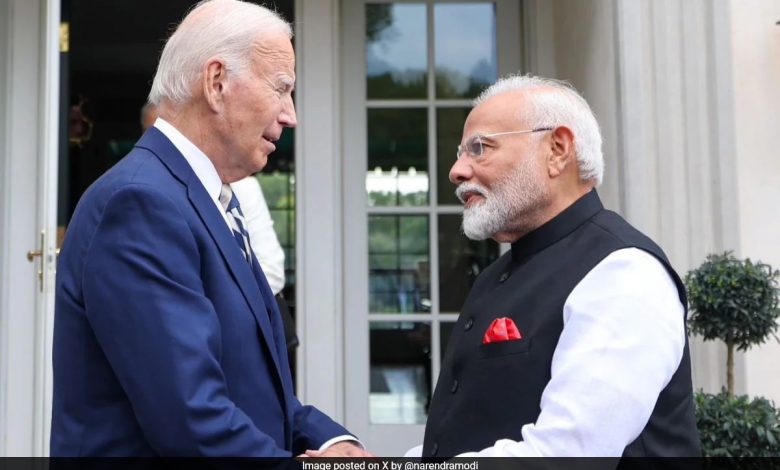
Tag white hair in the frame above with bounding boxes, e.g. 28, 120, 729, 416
148, 0, 292, 106
474, 74, 604, 186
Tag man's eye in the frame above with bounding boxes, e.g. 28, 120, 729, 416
468, 140, 482, 155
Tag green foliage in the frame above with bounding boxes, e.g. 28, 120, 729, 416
367, 72, 427, 100
695, 390, 780, 457
368, 190, 428, 207
366, 4, 394, 43
685, 251, 780, 351
368, 215, 428, 255
257, 173, 294, 210
434, 65, 491, 99
688, 253, 780, 456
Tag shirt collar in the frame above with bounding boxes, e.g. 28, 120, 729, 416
511, 189, 604, 262
153, 117, 223, 206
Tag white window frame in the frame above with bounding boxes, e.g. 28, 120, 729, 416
341, 0, 522, 455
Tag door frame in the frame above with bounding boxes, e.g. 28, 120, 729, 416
293, 0, 348, 419
0, 0, 60, 457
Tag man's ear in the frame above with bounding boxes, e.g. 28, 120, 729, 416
547, 125, 575, 178
202, 58, 227, 112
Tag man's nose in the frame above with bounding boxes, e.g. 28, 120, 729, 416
280, 95, 297, 128
449, 156, 474, 184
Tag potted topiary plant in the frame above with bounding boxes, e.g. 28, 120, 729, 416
686, 252, 780, 396
685, 251, 780, 456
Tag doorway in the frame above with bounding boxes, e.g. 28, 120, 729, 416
58, 0, 299, 377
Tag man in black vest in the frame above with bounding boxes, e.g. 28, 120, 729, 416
415, 75, 700, 457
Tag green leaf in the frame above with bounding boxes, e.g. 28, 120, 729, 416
695, 390, 780, 456
686, 252, 780, 352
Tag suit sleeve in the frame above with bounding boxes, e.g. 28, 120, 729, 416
288, 395, 357, 453
82, 184, 291, 456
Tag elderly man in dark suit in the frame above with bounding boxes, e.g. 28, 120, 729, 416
51, 0, 368, 457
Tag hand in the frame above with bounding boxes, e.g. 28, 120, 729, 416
304, 441, 375, 457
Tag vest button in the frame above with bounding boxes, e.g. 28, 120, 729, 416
430, 442, 439, 456
464, 317, 474, 331
451, 379, 459, 393
498, 271, 510, 282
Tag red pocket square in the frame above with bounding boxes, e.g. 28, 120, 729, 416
482, 317, 522, 344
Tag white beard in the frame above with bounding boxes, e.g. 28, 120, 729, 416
456, 159, 548, 241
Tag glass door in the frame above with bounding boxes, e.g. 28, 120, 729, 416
343, 0, 521, 455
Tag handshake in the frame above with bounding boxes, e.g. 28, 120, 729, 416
301, 441, 375, 458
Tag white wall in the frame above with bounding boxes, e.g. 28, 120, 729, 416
539, 0, 780, 403
730, 0, 780, 404
527, 0, 744, 394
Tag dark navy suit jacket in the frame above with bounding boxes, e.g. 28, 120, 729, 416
51, 128, 350, 456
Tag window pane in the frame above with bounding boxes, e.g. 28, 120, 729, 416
399, 216, 429, 253
367, 108, 429, 206
370, 254, 398, 270
436, 107, 470, 205
438, 214, 500, 312
285, 247, 295, 285
369, 215, 430, 313
269, 209, 290, 246
366, 3, 427, 99
370, 322, 431, 424
258, 171, 294, 210
434, 3, 496, 99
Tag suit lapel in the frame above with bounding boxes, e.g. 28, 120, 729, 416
189, 186, 295, 432
135, 129, 288, 395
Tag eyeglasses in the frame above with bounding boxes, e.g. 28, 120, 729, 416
456, 127, 554, 160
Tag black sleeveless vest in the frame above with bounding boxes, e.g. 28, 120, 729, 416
422, 191, 700, 457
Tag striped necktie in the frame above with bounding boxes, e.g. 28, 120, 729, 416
219, 184, 253, 266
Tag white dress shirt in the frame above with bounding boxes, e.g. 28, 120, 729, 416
155, 119, 286, 294
230, 177, 286, 295
153, 118, 226, 225
407, 247, 686, 458
153, 118, 360, 453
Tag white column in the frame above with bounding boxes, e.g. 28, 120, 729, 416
549, 0, 621, 210
295, 0, 345, 420
613, 0, 741, 394
730, 0, 780, 404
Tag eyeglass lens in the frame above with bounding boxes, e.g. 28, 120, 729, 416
467, 136, 483, 157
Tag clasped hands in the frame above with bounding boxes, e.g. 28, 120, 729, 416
299, 441, 375, 457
